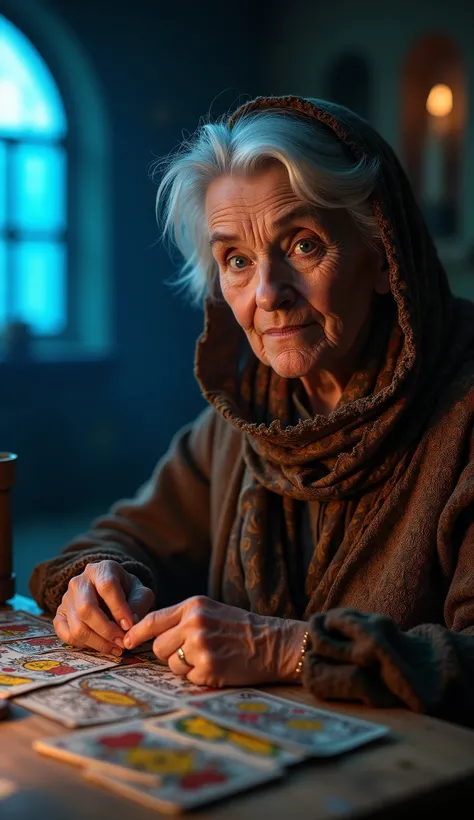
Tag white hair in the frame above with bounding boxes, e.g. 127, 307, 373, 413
151, 106, 382, 304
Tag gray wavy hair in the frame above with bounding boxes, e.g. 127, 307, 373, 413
152, 105, 382, 304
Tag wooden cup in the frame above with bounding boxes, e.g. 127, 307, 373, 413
0, 452, 17, 604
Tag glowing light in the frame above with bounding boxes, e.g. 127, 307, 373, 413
426, 84, 453, 117
0, 79, 21, 125
32, 102, 50, 127
0, 14, 66, 137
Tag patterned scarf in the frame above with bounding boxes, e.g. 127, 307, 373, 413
195, 95, 463, 621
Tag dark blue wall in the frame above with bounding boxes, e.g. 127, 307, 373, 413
1, 0, 261, 519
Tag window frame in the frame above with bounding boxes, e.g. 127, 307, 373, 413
1, 132, 71, 342
0, 3, 112, 362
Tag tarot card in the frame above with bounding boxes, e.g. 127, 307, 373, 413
82, 731, 281, 813
109, 663, 217, 699
128, 640, 168, 665
116, 652, 148, 667
186, 690, 389, 756
0, 647, 118, 698
5, 635, 71, 655
133, 649, 167, 664
0, 611, 55, 644
0, 610, 44, 624
145, 710, 303, 769
34, 719, 177, 784
16, 671, 176, 727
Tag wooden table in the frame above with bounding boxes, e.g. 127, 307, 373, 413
2, 596, 474, 819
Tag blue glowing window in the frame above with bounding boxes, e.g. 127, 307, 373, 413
0, 241, 6, 330
0, 14, 67, 338
0, 141, 6, 229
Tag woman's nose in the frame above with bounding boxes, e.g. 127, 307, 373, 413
255, 261, 295, 312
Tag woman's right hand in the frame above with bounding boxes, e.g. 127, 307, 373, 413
53, 560, 155, 656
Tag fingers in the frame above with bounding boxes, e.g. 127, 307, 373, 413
54, 604, 122, 657
124, 604, 182, 649
53, 608, 71, 643
151, 625, 182, 662
127, 576, 155, 622
185, 664, 211, 686
162, 631, 213, 684
86, 562, 135, 630
53, 562, 157, 658
168, 643, 194, 677
69, 576, 126, 648
66, 609, 123, 657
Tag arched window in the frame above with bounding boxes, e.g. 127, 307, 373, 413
326, 54, 372, 121
0, 14, 67, 337
401, 35, 466, 240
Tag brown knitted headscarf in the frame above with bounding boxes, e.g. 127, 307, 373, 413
195, 95, 474, 621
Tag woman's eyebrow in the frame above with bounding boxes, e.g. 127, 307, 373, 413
209, 205, 320, 248
271, 204, 321, 232
209, 231, 239, 248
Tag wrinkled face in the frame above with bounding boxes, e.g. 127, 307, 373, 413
206, 162, 388, 380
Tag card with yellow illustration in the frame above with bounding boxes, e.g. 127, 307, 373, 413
16, 670, 176, 727
185, 689, 390, 756
34, 719, 185, 784
145, 710, 303, 769
76, 724, 281, 814
0, 647, 117, 698
0, 610, 55, 644
35, 718, 280, 811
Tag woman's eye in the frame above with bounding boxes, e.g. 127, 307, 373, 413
228, 255, 250, 271
292, 238, 318, 256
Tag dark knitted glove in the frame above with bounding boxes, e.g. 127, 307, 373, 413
303, 608, 474, 727
29, 546, 157, 615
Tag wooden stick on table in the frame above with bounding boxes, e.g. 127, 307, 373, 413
0, 452, 17, 604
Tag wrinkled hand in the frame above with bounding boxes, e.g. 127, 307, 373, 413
123, 595, 307, 687
54, 560, 154, 656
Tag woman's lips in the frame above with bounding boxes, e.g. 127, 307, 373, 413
264, 324, 311, 338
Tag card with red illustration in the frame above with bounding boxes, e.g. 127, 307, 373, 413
0, 611, 55, 644
34, 719, 183, 784
5, 635, 70, 655
186, 689, 389, 756
59, 720, 280, 812
0, 647, 117, 698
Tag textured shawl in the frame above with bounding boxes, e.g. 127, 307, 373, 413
193, 96, 474, 724
195, 95, 474, 622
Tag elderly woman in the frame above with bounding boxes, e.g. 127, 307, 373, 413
30, 95, 474, 725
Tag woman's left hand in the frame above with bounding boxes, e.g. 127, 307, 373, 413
123, 595, 307, 687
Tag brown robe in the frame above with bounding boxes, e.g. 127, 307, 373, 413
30, 96, 474, 726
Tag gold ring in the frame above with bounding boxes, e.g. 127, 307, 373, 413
177, 646, 188, 666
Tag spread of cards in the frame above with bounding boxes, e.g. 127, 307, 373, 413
2, 609, 390, 814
